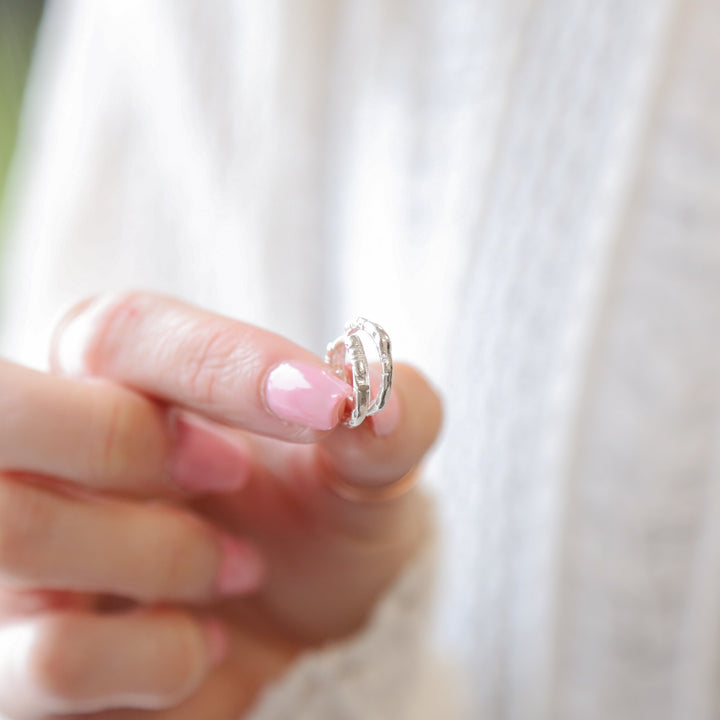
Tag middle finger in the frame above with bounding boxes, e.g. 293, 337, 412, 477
0, 357, 251, 498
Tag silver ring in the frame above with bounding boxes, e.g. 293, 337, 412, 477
325, 317, 393, 428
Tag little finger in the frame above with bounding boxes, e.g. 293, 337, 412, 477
0, 607, 227, 718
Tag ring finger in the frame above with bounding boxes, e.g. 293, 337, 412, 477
0, 473, 264, 604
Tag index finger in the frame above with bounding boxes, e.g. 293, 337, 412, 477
51, 292, 353, 443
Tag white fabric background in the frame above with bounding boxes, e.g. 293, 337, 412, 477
2, 1, 720, 718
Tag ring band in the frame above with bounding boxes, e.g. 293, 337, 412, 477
325, 316, 393, 428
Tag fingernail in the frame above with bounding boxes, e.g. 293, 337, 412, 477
202, 618, 229, 667
371, 391, 401, 437
265, 361, 352, 431
215, 534, 265, 595
172, 416, 251, 493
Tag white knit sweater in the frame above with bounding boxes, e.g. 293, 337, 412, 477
2, 1, 720, 718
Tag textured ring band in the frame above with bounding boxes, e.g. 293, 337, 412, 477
325, 316, 393, 428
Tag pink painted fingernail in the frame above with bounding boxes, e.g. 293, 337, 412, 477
215, 534, 265, 595
202, 618, 229, 667
264, 361, 352, 431
371, 391, 401, 437
172, 417, 251, 493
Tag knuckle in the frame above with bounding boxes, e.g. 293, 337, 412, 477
145, 508, 210, 602
89, 390, 135, 484
176, 322, 244, 405
0, 364, 32, 469
154, 543, 192, 601
153, 616, 207, 702
27, 615, 88, 707
0, 477, 50, 576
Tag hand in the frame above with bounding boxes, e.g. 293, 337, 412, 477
0, 291, 442, 719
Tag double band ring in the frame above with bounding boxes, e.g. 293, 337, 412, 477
325, 317, 393, 428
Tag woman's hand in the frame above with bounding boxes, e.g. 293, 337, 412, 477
0, 291, 442, 719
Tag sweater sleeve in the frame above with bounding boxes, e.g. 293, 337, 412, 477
244, 494, 463, 720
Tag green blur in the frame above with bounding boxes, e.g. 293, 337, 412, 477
0, 1, 44, 220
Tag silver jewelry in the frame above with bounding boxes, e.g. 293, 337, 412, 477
325, 317, 393, 428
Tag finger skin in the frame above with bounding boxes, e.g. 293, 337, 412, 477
50, 292, 352, 443
0, 474, 264, 603
0, 608, 221, 718
0, 357, 251, 498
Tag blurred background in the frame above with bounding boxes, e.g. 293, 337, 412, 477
0, 1, 44, 232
